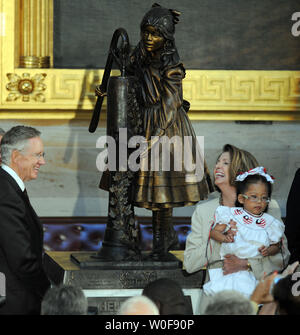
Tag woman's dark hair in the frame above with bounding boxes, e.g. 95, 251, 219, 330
235, 174, 272, 210
273, 274, 300, 315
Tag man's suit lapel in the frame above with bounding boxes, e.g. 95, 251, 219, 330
21, 190, 44, 246
0, 168, 43, 246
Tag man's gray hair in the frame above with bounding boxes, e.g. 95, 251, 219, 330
0, 127, 5, 136
118, 295, 159, 315
203, 290, 256, 315
41, 284, 88, 315
1, 125, 41, 165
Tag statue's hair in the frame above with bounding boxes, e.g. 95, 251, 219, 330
132, 3, 182, 70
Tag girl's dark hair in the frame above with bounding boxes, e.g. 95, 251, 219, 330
235, 174, 272, 211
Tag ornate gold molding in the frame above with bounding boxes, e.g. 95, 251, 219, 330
184, 71, 300, 112
0, 0, 299, 120
6, 72, 47, 102
20, 55, 50, 68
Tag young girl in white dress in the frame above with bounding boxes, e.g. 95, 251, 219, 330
203, 166, 285, 298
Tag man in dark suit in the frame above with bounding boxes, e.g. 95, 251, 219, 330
285, 168, 300, 264
0, 127, 5, 165
0, 125, 50, 314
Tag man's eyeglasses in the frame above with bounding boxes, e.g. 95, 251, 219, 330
18, 150, 45, 160
242, 194, 270, 203
32, 152, 45, 160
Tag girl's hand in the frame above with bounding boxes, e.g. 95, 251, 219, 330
222, 234, 234, 243
258, 245, 269, 256
229, 219, 237, 231
258, 244, 280, 257
224, 220, 237, 242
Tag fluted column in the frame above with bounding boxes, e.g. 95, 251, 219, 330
19, 0, 52, 68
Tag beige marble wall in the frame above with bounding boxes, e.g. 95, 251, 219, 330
0, 119, 299, 217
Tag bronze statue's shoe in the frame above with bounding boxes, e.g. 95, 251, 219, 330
148, 250, 179, 262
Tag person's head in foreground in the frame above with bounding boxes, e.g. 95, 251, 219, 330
41, 284, 88, 315
203, 290, 256, 315
118, 295, 159, 315
272, 274, 300, 315
142, 278, 188, 314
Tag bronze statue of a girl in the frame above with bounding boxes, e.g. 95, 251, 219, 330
95, 3, 213, 262
127, 4, 213, 260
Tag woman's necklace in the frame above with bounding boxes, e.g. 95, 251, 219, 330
219, 192, 236, 207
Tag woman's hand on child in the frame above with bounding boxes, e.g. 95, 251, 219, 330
223, 254, 248, 275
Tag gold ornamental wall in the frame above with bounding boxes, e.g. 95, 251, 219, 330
0, 0, 300, 120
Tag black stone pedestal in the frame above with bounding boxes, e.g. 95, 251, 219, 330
70, 251, 182, 270
44, 251, 205, 315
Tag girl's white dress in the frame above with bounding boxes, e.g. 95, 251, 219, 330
203, 206, 285, 298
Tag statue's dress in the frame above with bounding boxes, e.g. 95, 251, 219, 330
131, 58, 214, 210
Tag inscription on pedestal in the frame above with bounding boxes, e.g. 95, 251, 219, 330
64, 268, 204, 290
65, 271, 110, 288
65, 270, 159, 289
88, 297, 129, 315
119, 271, 157, 288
